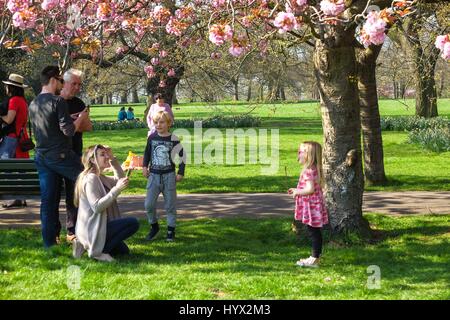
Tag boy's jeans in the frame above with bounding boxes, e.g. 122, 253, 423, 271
144, 171, 177, 228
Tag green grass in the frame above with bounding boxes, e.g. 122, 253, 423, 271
77, 99, 450, 194
0, 214, 448, 299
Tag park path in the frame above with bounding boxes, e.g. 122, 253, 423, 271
0, 191, 448, 229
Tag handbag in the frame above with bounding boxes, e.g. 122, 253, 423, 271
18, 127, 35, 152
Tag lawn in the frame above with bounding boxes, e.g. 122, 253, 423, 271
81, 99, 450, 194
0, 214, 448, 299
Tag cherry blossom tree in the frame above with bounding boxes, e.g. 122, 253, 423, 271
1, 0, 448, 237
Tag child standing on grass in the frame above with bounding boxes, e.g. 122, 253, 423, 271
288, 141, 328, 268
143, 110, 185, 242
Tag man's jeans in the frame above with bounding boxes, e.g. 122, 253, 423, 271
35, 151, 82, 248
103, 217, 139, 255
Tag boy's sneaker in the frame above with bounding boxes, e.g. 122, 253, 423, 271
296, 256, 320, 268
166, 226, 175, 242
145, 223, 160, 241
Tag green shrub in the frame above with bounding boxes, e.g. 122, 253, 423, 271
407, 127, 450, 152
380, 116, 449, 131
91, 115, 261, 131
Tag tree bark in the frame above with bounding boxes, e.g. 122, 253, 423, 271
120, 91, 128, 104
413, 44, 439, 117
233, 76, 239, 101
314, 39, 370, 237
357, 45, 387, 185
247, 78, 252, 101
131, 89, 139, 103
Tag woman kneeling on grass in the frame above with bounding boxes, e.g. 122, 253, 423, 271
72, 144, 139, 262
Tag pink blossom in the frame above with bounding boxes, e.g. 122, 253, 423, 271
273, 12, 298, 33
210, 52, 222, 59
435, 35, 448, 51
41, 0, 59, 11
12, 9, 37, 30
167, 68, 176, 77
442, 42, 450, 60
159, 50, 168, 58
151, 57, 160, 65
144, 66, 156, 78
229, 44, 246, 57
212, 0, 226, 8
296, 0, 308, 6
320, 0, 345, 16
116, 46, 129, 55
45, 33, 63, 45
358, 11, 387, 47
96, 2, 115, 22
159, 80, 166, 88
209, 24, 233, 46
7, 0, 29, 13
166, 17, 188, 36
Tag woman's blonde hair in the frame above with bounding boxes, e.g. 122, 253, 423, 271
152, 110, 172, 127
300, 141, 324, 186
74, 144, 105, 207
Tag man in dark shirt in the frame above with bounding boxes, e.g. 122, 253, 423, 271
59, 68, 88, 242
29, 66, 84, 248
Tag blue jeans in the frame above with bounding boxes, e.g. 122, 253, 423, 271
103, 217, 139, 255
0, 136, 17, 159
35, 151, 82, 248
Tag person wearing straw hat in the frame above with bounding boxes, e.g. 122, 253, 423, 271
0, 73, 30, 208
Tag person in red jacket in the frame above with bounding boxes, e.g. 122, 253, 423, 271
0, 73, 30, 208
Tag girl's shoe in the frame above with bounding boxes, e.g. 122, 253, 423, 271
296, 256, 320, 268
94, 253, 115, 262
72, 239, 85, 259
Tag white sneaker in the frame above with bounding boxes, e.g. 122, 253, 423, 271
296, 256, 320, 268
94, 253, 115, 262
72, 239, 85, 259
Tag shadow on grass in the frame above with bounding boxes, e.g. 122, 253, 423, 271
0, 216, 448, 280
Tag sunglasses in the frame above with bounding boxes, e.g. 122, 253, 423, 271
54, 76, 64, 84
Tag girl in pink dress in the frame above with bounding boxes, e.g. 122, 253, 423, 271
288, 141, 328, 268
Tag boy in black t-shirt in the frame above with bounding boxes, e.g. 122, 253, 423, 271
143, 110, 185, 242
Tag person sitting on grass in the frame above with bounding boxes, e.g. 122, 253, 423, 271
72, 144, 139, 262
117, 107, 127, 122
143, 110, 185, 242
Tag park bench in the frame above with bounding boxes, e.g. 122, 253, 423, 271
0, 159, 41, 200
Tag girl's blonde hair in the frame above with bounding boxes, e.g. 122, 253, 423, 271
300, 141, 324, 186
152, 110, 172, 127
74, 144, 105, 207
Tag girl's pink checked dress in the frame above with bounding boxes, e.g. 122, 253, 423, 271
294, 166, 329, 228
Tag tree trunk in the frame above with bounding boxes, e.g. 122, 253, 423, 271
120, 91, 128, 104
314, 39, 370, 237
146, 65, 185, 107
247, 78, 252, 101
233, 76, 239, 101
357, 45, 387, 185
280, 85, 286, 101
131, 89, 139, 103
172, 85, 179, 105
413, 44, 439, 117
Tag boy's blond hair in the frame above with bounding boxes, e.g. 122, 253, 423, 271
152, 110, 172, 127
